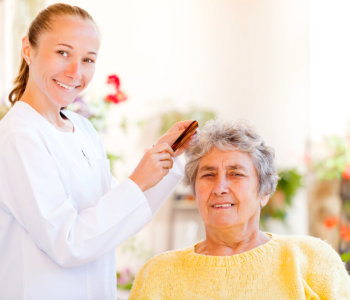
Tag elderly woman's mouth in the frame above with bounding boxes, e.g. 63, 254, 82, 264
211, 203, 234, 208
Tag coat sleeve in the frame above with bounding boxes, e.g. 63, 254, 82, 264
0, 129, 182, 268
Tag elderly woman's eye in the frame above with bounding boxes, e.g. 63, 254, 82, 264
230, 172, 244, 177
202, 173, 214, 178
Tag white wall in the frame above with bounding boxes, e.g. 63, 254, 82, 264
0, 0, 4, 100
46, 0, 310, 166
42, 0, 310, 247
0, 0, 14, 102
310, 0, 350, 141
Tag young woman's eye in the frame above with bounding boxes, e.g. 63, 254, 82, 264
57, 50, 68, 57
83, 57, 95, 63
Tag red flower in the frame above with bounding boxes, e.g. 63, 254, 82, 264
104, 91, 127, 104
105, 94, 119, 104
115, 90, 127, 102
107, 74, 120, 89
105, 74, 127, 104
342, 163, 350, 179
340, 224, 350, 242
324, 216, 339, 229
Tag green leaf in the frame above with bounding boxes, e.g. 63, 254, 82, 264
341, 252, 350, 263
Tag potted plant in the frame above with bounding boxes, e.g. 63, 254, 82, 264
260, 168, 303, 228
315, 134, 350, 273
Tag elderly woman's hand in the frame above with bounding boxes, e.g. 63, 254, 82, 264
155, 120, 196, 156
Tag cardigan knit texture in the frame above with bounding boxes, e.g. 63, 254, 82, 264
129, 234, 350, 299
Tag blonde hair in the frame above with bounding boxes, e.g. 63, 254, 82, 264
8, 3, 95, 105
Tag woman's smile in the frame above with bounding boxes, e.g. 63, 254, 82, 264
211, 203, 234, 208
53, 79, 79, 90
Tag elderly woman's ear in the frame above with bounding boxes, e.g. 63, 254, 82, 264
260, 195, 270, 207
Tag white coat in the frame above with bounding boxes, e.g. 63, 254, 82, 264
0, 101, 183, 300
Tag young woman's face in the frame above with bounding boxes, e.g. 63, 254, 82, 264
26, 15, 100, 108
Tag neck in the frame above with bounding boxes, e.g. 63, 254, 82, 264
20, 88, 73, 132
196, 224, 270, 256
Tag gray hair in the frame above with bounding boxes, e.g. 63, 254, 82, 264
184, 119, 278, 197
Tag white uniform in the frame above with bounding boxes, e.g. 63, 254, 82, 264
0, 101, 183, 300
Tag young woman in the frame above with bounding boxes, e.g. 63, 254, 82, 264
0, 3, 192, 299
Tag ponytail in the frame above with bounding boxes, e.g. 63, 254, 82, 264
8, 58, 29, 105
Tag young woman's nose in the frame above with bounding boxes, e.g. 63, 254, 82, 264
212, 175, 229, 195
65, 60, 81, 81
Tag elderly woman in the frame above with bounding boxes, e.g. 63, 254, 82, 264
129, 119, 350, 300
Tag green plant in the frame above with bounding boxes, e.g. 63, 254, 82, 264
158, 108, 216, 135
314, 135, 350, 180
324, 213, 350, 274
261, 168, 303, 224
312, 134, 350, 273
0, 99, 9, 120
116, 268, 134, 291
116, 236, 153, 290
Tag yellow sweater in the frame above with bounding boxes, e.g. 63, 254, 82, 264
129, 234, 350, 300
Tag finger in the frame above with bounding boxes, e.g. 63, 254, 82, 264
163, 157, 174, 168
159, 159, 173, 170
152, 143, 174, 156
153, 152, 173, 164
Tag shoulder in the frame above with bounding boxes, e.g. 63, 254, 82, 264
0, 102, 35, 134
272, 234, 343, 267
0, 102, 52, 144
143, 248, 190, 268
274, 234, 336, 253
0, 109, 43, 149
136, 247, 192, 277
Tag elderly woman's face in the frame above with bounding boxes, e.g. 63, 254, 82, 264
195, 147, 268, 229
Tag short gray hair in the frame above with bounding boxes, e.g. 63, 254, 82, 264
184, 119, 278, 197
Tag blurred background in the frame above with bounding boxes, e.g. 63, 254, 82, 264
1, 0, 350, 297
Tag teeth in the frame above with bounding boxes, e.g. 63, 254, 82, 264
55, 80, 75, 90
213, 204, 233, 208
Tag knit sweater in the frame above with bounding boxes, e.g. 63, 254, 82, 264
129, 234, 350, 299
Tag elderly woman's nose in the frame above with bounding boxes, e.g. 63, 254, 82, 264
212, 175, 229, 194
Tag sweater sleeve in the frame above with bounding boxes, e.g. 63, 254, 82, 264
128, 262, 149, 299
301, 238, 350, 299
0, 129, 181, 268
128, 258, 163, 300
